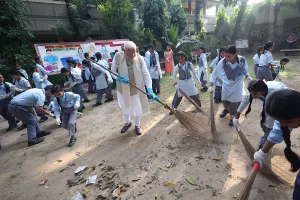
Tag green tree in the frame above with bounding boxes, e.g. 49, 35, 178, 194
142, 0, 169, 39
222, 0, 249, 41
65, 0, 93, 41
214, 8, 231, 44
194, 0, 202, 33
0, 0, 34, 66
98, 0, 134, 39
169, 0, 188, 34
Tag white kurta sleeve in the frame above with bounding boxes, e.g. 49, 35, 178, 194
210, 61, 222, 85
111, 56, 119, 79
155, 52, 160, 68
241, 58, 250, 77
202, 54, 208, 69
173, 65, 179, 83
141, 57, 152, 89
92, 63, 107, 74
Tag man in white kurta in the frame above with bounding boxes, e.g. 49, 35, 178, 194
111, 41, 158, 135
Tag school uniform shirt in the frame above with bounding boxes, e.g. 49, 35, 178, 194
53, 92, 80, 117
10, 88, 45, 107
267, 120, 293, 144
210, 57, 223, 87
85, 67, 94, 81
148, 51, 162, 79
0, 82, 14, 99
66, 71, 83, 86
33, 72, 52, 89
15, 77, 31, 91
253, 54, 260, 65
17, 69, 29, 80
259, 51, 273, 67
47, 101, 55, 112
237, 81, 287, 128
173, 61, 199, 97
97, 59, 113, 84
210, 56, 249, 102
91, 62, 109, 90
36, 63, 51, 77
71, 67, 82, 75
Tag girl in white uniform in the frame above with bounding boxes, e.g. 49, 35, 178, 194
253, 46, 263, 76
210, 47, 226, 103
209, 45, 252, 126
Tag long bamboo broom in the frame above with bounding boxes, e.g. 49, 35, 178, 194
89, 60, 211, 138
238, 162, 261, 200
235, 126, 291, 186
209, 92, 218, 140
178, 88, 203, 113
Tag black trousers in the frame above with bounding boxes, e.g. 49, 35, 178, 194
152, 78, 160, 94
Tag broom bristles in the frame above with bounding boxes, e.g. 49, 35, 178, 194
237, 127, 291, 186
238, 162, 260, 200
174, 109, 212, 139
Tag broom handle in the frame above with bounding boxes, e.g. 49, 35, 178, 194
88, 59, 172, 112
178, 88, 203, 112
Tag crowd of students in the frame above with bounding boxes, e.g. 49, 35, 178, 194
2, 40, 300, 198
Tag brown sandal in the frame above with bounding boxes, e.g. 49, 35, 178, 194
121, 122, 132, 133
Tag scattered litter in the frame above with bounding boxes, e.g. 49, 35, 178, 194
233, 194, 238, 198
154, 194, 158, 199
164, 182, 175, 187
39, 178, 48, 185
184, 176, 197, 186
59, 163, 75, 173
75, 166, 88, 175
75, 152, 81, 156
169, 148, 182, 153
267, 184, 278, 188
67, 177, 86, 187
212, 157, 223, 162
72, 191, 84, 200
112, 187, 121, 198
44, 186, 49, 189
159, 167, 169, 172
132, 178, 140, 182
57, 160, 62, 163
195, 156, 204, 160
82, 187, 89, 198
86, 175, 97, 185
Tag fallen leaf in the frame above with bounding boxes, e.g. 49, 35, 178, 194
184, 176, 197, 186
267, 184, 278, 188
164, 182, 175, 187
57, 160, 62, 163
159, 167, 169, 172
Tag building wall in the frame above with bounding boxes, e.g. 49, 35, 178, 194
23, 0, 101, 41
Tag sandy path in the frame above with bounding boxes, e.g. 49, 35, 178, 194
0, 57, 299, 200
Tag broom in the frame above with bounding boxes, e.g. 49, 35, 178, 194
209, 92, 218, 140
235, 126, 291, 186
89, 60, 211, 138
178, 88, 203, 113
238, 162, 260, 200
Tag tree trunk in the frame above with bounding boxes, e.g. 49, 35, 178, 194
188, 0, 192, 14
231, 0, 248, 42
195, 0, 201, 33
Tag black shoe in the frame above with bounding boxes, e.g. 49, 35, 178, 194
156, 91, 160, 95
219, 109, 229, 118
105, 96, 108, 99
121, 122, 132, 133
18, 124, 27, 131
104, 98, 113, 103
229, 119, 233, 126
201, 87, 208, 92
77, 109, 83, 113
82, 105, 85, 109
15, 119, 20, 124
39, 117, 48, 123
28, 137, 45, 147
68, 136, 76, 147
83, 99, 90, 103
37, 131, 52, 137
135, 126, 142, 135
6, 124, 18, 131
214, 97, 219, 104
92, 101, 102, 107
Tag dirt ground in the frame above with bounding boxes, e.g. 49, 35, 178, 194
1, 55, 300, 200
